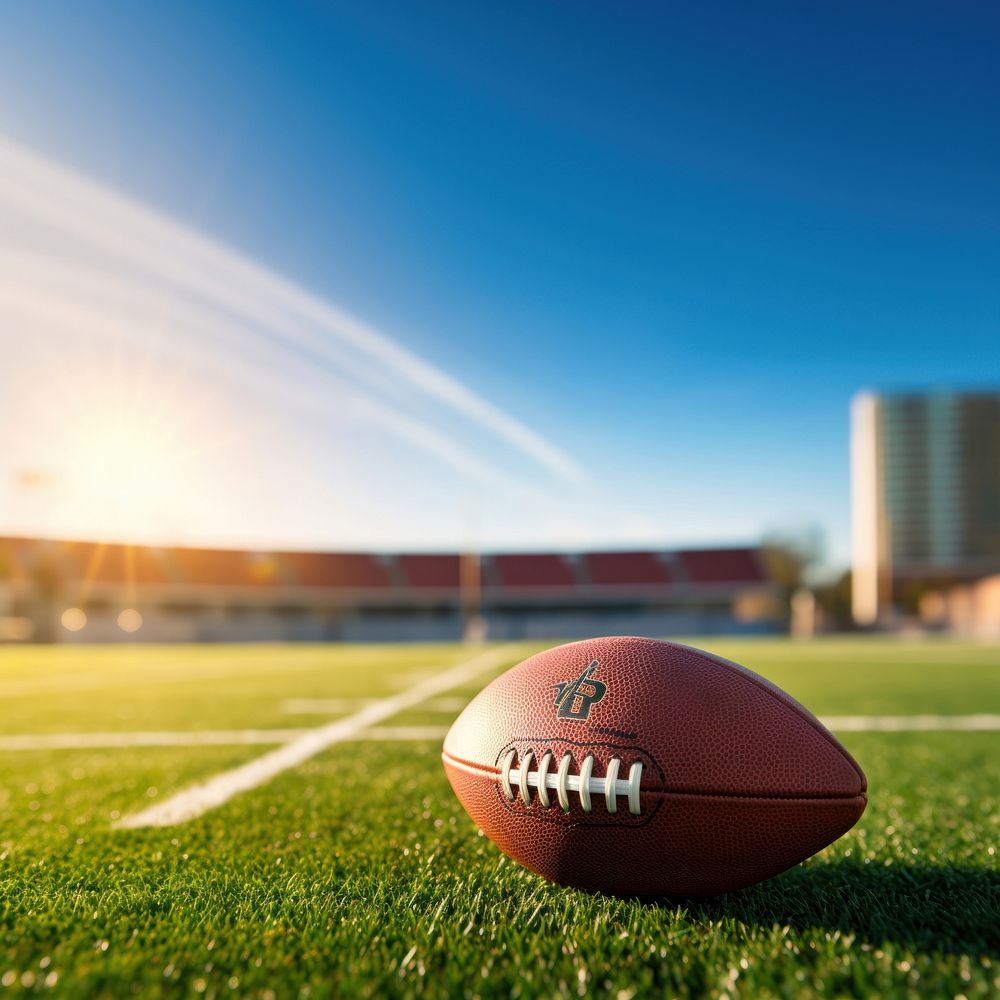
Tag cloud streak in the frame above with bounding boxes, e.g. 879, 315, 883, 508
0, 251, 520, 492
0, 134, 583, 485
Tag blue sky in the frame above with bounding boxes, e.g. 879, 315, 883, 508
0, 2, 997, 569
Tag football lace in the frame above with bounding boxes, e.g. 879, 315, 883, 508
500, 749, 643, 815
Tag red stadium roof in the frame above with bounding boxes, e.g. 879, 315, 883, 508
397, 554, 461, 589
92, 544, 170, 585
56, 542, 171, 586
0, 537, 771, 599
491, 554, 577, 588
676, 547, 764, 584
583, 551, 673, 586
279, 552, 389, 589
169, 547, 280, 587
0, 537, 38, 580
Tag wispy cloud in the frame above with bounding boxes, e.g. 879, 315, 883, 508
0, 134, 584, 485
0, 250, 522, 493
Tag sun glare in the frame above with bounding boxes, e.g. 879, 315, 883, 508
64, 410, 178, 518
15, 360, 228, 544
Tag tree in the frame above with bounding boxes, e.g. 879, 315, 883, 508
760, 526, 825, 602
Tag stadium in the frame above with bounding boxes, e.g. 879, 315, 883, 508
0, 538, 780, 642
0, 5, 997, 999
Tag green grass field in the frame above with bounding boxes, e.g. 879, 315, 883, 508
0, 638, 997, 998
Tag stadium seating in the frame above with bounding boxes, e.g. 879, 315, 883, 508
168, 547, 279, 588
397, 554, 461, 589
583, 550, 672, 587
59, 542, 172, 586
490, 554, 577, 588
278, 552, 389, 589
676, 547, 764, 584
0, 536, 781, 641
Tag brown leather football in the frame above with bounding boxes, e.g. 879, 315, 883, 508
443, 636, 866, 896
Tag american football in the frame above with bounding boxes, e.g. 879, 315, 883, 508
0, 4, 996, 995
444, 636, 867, 896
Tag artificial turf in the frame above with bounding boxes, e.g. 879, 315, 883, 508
0, 639, 997, 998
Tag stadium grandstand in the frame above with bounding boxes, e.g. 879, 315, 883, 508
0, 537, 783, 642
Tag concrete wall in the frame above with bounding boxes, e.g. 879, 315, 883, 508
52, 604, 780, 644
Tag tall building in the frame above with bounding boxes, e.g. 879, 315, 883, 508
851, 389, 1000, 624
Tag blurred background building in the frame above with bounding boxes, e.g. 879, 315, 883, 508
0, 538, 783, 643
851, 389, 1000, 634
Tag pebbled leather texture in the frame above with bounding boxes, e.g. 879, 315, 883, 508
442, 636, 867, 896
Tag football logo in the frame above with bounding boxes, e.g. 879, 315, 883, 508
553, 660, 607, 720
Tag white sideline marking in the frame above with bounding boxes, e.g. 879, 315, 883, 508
424, 696, 470, 713
113, 646, 516, 829
281, 696, 467, 714
820, 713, 1000, 732
0, 729, 309, 749
0, 714, 994, 756
281, 697, 372, 713
361, 725, 452, 741
0, 725, 451, 750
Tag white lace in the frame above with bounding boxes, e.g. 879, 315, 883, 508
500, 749, 643, 815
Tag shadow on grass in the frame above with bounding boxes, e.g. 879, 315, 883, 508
659, 860, 999, 956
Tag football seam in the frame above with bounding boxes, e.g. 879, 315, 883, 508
442, 751, 867, 802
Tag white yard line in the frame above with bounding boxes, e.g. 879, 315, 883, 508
280, 698, 373, 714
0, 729, 311, 749
112, 645, 518, 829
1, 700, 994, 828
360, 725, 451, 741
281, 696, 468, 714
820, 713, 1000, 732
0, 713, 995, 756
0, 725, 451, 750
